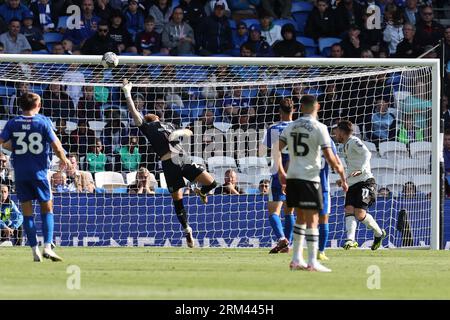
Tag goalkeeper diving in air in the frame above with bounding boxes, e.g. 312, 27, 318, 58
122, 79, 218, 248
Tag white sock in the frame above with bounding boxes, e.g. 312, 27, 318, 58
31, 246, 40, 254
44, 243, 52, 250
361, 213, 382, 237
306, 228, 319, 266
292, 223, 306, 263
345, 215, 357, 241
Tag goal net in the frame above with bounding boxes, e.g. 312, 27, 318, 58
0, 55, 440, 249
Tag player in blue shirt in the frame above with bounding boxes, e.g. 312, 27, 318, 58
318, 136, 341, 261
0, 93, 71, 262
262, 98, 295, 254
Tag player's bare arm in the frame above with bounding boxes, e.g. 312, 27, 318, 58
51, 137, 72, 171
1, 139, 12, 151
122, 79, 144, 127
323, 147, 348, 192
277, 139, 287, 186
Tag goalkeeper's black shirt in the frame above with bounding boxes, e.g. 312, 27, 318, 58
138, 121, 184, 158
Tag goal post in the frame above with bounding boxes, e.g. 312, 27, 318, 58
0, 55, 441, 249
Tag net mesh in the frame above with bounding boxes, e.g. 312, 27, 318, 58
0, 57, 434, 248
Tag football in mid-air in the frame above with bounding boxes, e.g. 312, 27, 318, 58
102, 52, 119, 68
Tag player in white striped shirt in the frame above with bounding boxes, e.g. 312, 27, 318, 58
334, 120, 387, 250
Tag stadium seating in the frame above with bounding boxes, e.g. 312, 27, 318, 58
411, 174, 432, 194
371, 158, 395, 176
274, 19, 300, 32
0, 120, 7, 131
379, 141, 409, 159
159, 172, 167, 189
363, 140, 378, 156
236, 173, 254, 192
409, 141, 432, 159
94, 172, 127, 192
50, 157, 60, 170
378, 174, 409, 196
292, 1, 314, 12
238, 157, 271, 186
329, 173, 340, 195
65, 121, 78, 133
393, 90, 411, 109
318, 37, 342, 56
126, 171, 137, 185
207, 156, 237, 182
213, 122, 233, 132
296, 36, 317, 56
88, 121, 107, 135
43, 32, 63, 45
190, 156, 206, 166
57, 16, 69, 30
292, 12, 308, 34
395, 159, 429, 176
241, 19, 259, 28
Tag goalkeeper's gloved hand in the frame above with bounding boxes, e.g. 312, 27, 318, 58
122, 79, 132, 99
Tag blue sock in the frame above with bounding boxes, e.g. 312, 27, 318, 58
268, 214, 285, 240
23, 216, 38, 247
319, 223, 329, 253
41, 213, 54, 245
284, 214, 295, 243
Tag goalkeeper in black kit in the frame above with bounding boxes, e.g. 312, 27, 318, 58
122, 79, 218, 248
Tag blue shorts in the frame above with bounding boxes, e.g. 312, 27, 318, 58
320, 191, 330, 216
15, 179, 52, 203
268, 178, 286, 202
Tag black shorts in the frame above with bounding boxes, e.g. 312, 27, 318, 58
161, 158, 205, 193
345, 178, 377, 210
286, 179, 323, 210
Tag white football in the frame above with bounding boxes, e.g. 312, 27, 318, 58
101, 52, 119, 68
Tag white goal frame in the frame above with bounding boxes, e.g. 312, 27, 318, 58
0, 54, 441, 250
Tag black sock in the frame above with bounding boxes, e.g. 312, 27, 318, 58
174, 199, 188, 229
201, 180, 218, 195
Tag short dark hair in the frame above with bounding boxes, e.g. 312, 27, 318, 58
145, 15, 155, 23
19, 92, 40, 111
68, 153, 79, 162
337, 119, 353, 134
98, 20, 109, 28
9, 18, 21, 25
280, 98, 294, 113
240, 42, 254, 54
299, 95, 316, 108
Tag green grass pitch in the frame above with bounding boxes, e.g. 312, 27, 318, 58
1, 247, 449, 299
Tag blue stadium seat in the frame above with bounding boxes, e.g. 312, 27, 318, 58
318, 37, 341, 56
246, 188, 260, 195
274, 19, 299, 32
292, 12, 308, 34
241, 19, 259, 28
155, 187, 170, 194
229, 19, 237, 30
0, 86, 16, 96
296, 36, 317, 56
57, 16, 69, 30
304, 87, 324, 97
171, 0, 180, 9
32, 50, 49, 54
292, 1, 314, 12
275, 87, 292, 97
43, 32, 63, 44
